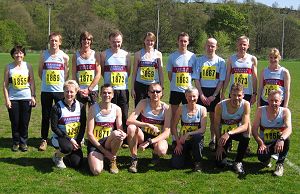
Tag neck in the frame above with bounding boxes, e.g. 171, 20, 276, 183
111, 48, 119, 53
49, 48, 60, 55
14, 61, 22, 66
269, 63, 280, 70
150, 100, 160, 108
187, 103, 196, 110
101, 102, 110, 109
207, 53, 215, 59
237, 52, 247, 59
64, 99, 74, 107
81, 47, 90, 53
178, 47, 187, 54
268, 106, 279, 115
145, 47, 154, 52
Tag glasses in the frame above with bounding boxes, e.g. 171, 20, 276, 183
149, 90, 161, 94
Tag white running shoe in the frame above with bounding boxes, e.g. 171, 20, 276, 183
52, 153, 66, 169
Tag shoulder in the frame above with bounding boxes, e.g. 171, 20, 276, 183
161, 101, 170, 110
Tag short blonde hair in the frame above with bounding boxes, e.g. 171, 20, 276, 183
269, 48, 281, 60
63, 80, 79, 92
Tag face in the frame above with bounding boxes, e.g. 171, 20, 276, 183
101, 87, 114, 103
144, 36, 155, 48
148, 85, 162, 102
81, 36, 92, 48
268, 93, 282, 110
13, 50, 25, 62
237, 39, 249, 54
205, 40, 217, 55
230, 90, 244, 107
178, 36, 189, 50
64, 85, 77, 103
109, 35, 123, 51
269, 54, 280, 65
185, 91, 198, 104
49, 35, 62, 50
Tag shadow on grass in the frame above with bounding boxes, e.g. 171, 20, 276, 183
0, 137, 43, 149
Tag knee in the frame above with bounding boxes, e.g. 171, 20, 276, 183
127, 125, 137, 137
154, 142, 168, 156
90, 167, 103, 176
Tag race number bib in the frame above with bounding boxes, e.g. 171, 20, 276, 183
180, 125, 198, 136
202, 66, 216, 80
263, 84, 280, 99
93, 126, 112, 141
221, 124, 237, 135
176, 72, 189, 88
144, 124, 162, 136
12, 74, 28, 89
66, 122, 80, 138
79, 70, 93, 85
234, 73, 248, 88
264, 129, 281, 143
46, 70, 60, 85
111, 72, 125, 86
140, 67, 155, 81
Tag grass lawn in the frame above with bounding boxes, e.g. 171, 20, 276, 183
0, 53, 299, 193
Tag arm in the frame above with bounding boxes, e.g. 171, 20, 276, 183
28, 64, 36, 107
63, 53, 70, 80
38, 52, 44, 80
214, 103, 222, 143
126, 52, 131, 77
3, 65, 11, 109
50, 104, 67, 138
167, 55, 172, 82
157, 51, 164, 85
99, 51, 105, 77
151, 104, 171, 144
131, 51, 140, 99
115, 106, 127, 139
126, 100, 149, 128
207, 81, 223, 104
228, 101, 251, 135
171, 106, 182, 142
189, 107, 207, 136
252, 107, 267, 154
194, 79, 208, 105
274, 108, 292, 153
76, 103, 87, 144
250, 56, 258, 105
222, 57, 232, 99
283, 69, 291, 107
257, 69, 264, 107
71, 53, 77, 81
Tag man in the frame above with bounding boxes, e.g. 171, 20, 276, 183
214, 83, 250, 175
222, 36, 258, 104
72, 31, 101, 106
167, 32, 197, 124
38, 32, 69, 151
127, 83, 171, 173
86, 84, 126, 175
252, 90, 292, 177
194, 38, 226, 151
100, 30, 131, 133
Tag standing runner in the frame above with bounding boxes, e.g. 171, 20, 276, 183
131, 32, 164, 106
72, 31, 101, 106
38, 32, 69, 151
167, 32, 197, 125
100, 30, 131, 134
194, 38, 226, 151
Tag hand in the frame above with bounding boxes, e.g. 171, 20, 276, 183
5, 99, 12, 109
200, 94, 209, 106
207, 96, 216, 105
250, 95, 257, 105
174, 142, 183, 155
258, 143, 268, 154
131, 88, 136, 99
79, 89, 89, 97
275, 140, 284, 153
116, 129, 127, 141
104, 150, 116, 161
138, 141, 150, 151
147, 123, 159, 134
218, 133, 230, 147
29, 97, 36, 107
70, 138, 80, 150
216, 146, 225, 161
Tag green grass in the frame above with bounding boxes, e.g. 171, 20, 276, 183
0, 53, 299, 193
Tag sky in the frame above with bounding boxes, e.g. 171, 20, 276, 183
207, 0, 299, 9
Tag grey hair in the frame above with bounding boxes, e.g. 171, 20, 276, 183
185, 86, 199, 95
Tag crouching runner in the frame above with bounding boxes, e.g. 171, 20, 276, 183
127, 83, 171, 173
171, 86, 207, 172
214, 83, 250, 175
51, 80, 86, 169
252, 90, 292, 176
87, 84, 126, 175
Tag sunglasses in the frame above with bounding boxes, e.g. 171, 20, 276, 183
149, 90, 161, 94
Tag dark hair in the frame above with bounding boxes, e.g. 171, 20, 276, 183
80, 31, 93, 45
100, 83, 114, 93
10, 45, 26, 59
109, 30, 123, 39
230, 83, 244, 93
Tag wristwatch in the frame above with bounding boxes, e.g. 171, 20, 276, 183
279, 136, 285, 141
147, 138, 153, 145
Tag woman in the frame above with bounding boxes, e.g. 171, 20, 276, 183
131, 32, 164, 106
3, 46, 36, 152
51, 80, 86, 169
171, 86, 207, 171
257, 48, 290, 107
